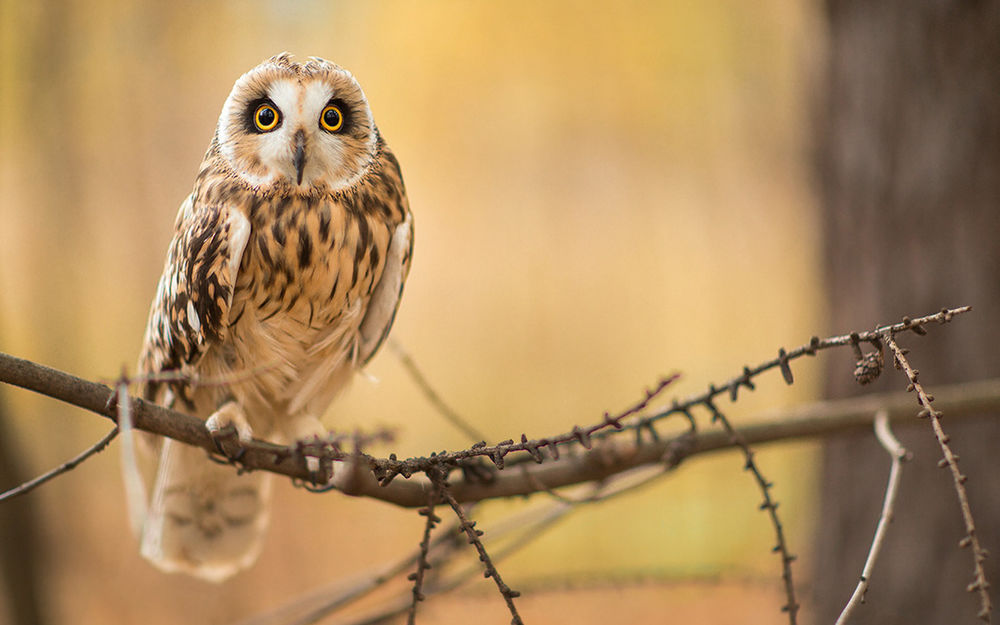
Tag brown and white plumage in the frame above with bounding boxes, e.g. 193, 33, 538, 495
135, 53, 412, 581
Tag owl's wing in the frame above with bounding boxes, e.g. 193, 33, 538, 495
139, 197, 251, 399
358, 212, 413, 365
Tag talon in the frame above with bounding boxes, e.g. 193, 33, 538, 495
209, 424, 238, 456
205, 402, 253, 462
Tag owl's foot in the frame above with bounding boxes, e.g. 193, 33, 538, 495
206, 401, 253, 462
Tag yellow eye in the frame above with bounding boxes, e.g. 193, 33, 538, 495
320, 104, 344, 132
253, 103, 279, 132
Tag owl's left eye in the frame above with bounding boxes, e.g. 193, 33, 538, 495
253, 103, 280, 132
320, 104, 344, 133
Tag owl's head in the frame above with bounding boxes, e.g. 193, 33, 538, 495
215, 53, 378, 193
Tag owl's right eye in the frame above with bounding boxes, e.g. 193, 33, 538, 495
253, 103, 280, 132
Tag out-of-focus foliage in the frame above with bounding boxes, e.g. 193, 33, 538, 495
0, 2, 822, 623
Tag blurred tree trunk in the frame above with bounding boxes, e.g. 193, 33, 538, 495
0, 398, 46, 625
813, 1, 1000, 623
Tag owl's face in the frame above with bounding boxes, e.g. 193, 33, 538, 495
215, 53, 377, 193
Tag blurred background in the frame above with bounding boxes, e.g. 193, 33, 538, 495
0, 2, 996, 624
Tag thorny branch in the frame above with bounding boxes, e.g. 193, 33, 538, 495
835, 410, 909, 625
0, 304, 996, 624
436, 480, 523, 625
0, 307, 976, 502
0, 426, 119, 503
407, 476, 443, 625
885, 332, 993, 622
2, 353, 994, 510
703, 397, 798, 621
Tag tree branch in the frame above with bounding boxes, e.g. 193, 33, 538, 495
0, 351, 318, 482
0, 306, 995, 623
2, 357, 999, 509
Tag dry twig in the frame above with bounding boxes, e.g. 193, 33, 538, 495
884, 332, 992, 622
704, 398, 798, 622
407, 479, 443, 624
436, 480, 523, 625
835, 410, 909, 625
0, 426, 118, 503
321, 499, 578, 625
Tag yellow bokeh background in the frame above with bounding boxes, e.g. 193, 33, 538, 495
0, 2, 828, 623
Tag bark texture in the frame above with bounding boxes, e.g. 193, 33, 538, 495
814, 1, 1000, 622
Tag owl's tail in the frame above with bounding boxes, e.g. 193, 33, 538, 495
139, 438, 272, 582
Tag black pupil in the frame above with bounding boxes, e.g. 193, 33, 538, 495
258, 107, 275, 127
324, 108, 341, 128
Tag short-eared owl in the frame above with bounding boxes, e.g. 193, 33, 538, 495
136, 53, 412, 581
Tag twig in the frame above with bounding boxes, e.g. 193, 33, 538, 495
260, 477, 638, 625
230, 515, 465, 625
407, 480, 442, 625
884, 332, 992, 622
389, 340, 488, 443
329, 499, 578, 625
0, 426, 118, 503
704, 399, 798, 623
835, 410, 908, 625
633, 306, 971, 432
361, 374, 680, 493
245, 495, 572, 625
322, 473, 681, 625
437, 481, 523, 625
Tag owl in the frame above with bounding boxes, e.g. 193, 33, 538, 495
134, 53, 413, 582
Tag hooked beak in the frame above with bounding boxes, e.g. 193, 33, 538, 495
292, 130, 307, 185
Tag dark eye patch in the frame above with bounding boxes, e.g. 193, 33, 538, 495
323, 98, 351, 132
245, 98, 281, 134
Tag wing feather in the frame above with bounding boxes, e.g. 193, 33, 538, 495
138, 198, 251, 401
358, 212, 413, 365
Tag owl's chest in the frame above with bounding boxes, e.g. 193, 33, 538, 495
233, 198, 391, 331
207, 198, 392, 417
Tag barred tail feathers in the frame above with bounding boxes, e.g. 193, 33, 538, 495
140, 439, 272, 582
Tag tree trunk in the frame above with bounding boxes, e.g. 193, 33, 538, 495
813, 1, 1000, 623
0, 399, 46, 625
